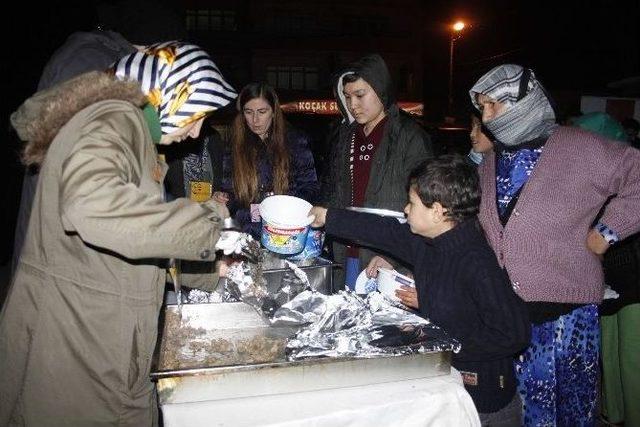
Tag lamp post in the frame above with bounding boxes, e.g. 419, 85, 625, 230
448, 21, 465, 117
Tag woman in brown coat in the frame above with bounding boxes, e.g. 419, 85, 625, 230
0, 42, 236, 426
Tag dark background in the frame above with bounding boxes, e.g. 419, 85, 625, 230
2, 0, 639, 267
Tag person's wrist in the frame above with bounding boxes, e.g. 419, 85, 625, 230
595, 222, 619, 245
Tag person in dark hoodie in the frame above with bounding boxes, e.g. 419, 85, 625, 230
11, 30, 136, 275
322, 54, 432, 289
311, 155, 530, 423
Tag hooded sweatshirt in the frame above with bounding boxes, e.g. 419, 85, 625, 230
322, 53, 432, 286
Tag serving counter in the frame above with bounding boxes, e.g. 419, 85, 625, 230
152, 301, 479, 426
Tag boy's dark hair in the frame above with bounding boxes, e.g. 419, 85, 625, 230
408, 154, 480, 224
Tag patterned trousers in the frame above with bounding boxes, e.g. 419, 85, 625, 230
515, 305, 599, 427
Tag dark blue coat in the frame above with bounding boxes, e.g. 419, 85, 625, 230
222, 126, 319, 237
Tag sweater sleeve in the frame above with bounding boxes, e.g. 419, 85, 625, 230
599, 145, 640, 239
325, 208, 421, 266
455, 255, 531, 362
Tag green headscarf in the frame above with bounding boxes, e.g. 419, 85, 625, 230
573, 112, 627, 142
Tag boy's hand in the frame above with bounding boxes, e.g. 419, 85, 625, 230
586, 229, 609, 256
396, 286, 419, 309
309, 207, 327, 227
366, 256, 394, 278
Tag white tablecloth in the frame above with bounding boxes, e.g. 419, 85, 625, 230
161, 368, 480, 427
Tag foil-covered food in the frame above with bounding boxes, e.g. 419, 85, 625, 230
223, 259, 461, 360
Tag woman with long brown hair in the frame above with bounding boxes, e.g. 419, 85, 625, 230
218, 82, 319, 236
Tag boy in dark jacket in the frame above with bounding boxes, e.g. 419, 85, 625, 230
310, 154, 530, 424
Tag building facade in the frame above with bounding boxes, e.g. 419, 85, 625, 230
183, 0, 427, 104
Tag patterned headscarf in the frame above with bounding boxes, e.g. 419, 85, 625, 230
114, 41, 237, 134
469, 64, 557, 146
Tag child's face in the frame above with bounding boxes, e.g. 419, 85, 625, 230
404, 187, 442, 238
470, 115, 493, 154
343, 78, 385, 129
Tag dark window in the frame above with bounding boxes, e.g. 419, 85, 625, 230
186, 9, 236, 32
264, 12, 320, 34
267, 66, 319, 90
397, 65, 409, 93
343, 15, 392, 36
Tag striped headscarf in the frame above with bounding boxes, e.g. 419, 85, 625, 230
114, 41, 237, 134
469, 64, 556, 147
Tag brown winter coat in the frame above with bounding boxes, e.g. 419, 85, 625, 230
0, 72, 226, 426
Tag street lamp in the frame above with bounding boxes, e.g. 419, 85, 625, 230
448, 21, 465, 117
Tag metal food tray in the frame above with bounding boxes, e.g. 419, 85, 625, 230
155, 302, 295, 372
214, 254, 338, 297
152, 253, 452, 406
154, 350, 451, 407
152, 302, 451, 378
152, 301, 451, 406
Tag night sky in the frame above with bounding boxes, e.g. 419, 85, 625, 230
6, 1, 639, 121
422, 0, 639, 120
2, 0, 639, 261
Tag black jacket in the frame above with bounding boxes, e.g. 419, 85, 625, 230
326, 209, 531, 413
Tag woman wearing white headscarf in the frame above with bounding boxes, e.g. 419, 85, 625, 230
470, 64, 640, 426
0, 42, 236, 426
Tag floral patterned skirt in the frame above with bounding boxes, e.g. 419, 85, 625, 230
515, 304, 599, 427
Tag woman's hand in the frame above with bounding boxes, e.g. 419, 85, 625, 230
396, 286, 419, 309
213, 191, 230, 204
365, 255, 393, 278
309, 206, 327, 227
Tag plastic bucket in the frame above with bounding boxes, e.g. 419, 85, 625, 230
259, 195, 314, 255
288, 228, 325, 260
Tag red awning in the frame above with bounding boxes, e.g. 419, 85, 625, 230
281, 100, 423, 117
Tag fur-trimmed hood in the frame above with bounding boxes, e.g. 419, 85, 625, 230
11, 71, 147, 167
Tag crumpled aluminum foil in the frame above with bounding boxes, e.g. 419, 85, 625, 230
224, 260, 461, 361
183, 288, 238, 304
284, 291, 461, 359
